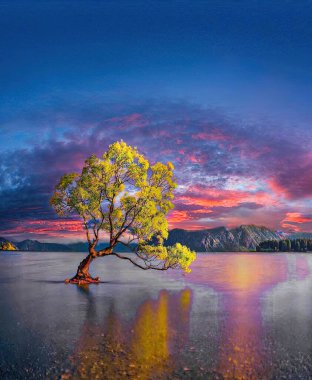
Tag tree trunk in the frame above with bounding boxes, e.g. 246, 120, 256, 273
65, 254, 100, 284
65, 247, 113, 284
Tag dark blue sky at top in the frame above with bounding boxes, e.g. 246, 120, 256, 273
2, 1, 312, 118
1, 1, 312, 241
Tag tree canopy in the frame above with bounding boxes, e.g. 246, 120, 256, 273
50, 141, 196, 283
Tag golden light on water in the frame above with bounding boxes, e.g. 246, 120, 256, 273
61, 255, 311, 379
65, 288, 192, 379
131, 291, 169, 379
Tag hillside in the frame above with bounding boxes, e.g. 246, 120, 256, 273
0, 238, 134, 252
165, 225, 282, 252
16, 239, 71, 252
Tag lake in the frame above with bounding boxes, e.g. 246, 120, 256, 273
0, 252, 312, 379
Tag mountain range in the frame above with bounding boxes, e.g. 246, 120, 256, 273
165, 225, 284, 252
0, 224, 292, 252
0, 237, 131, 252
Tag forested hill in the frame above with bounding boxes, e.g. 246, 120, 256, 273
257, 238, 312, 252
164, 225, 283, 252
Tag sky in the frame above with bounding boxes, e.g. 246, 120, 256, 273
1, 1, 312, 242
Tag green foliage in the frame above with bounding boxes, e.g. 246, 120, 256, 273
136, 242, 196, 273
50, 141, 196, 272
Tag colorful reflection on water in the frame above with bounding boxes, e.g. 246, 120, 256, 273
185, 254, 312, 379
1, 252, 312, 379
187, 254, 289, 379
61, 254, 312, 380
65, 288, 192, 379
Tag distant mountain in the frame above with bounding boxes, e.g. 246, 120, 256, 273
67, 242, 133, 252
0, 225, 295, 252
16, 239, 71, 252
288, 232, 312, 240
0, 238, 134, 252
165, 225, 283, 252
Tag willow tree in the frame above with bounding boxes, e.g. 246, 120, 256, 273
50, 141, 196, 284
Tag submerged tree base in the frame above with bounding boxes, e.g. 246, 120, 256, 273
64, 253, 101, 284
65, 275, 100, 285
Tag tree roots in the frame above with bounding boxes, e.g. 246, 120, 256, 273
65, 275, 100, 285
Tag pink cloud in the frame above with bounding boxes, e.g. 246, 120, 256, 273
283, 212, 312, 224
192, 130, 229, 141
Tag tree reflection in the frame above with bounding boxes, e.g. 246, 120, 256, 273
63, 288, 192, 379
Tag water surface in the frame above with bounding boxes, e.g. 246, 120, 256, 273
0, 252, 312, 379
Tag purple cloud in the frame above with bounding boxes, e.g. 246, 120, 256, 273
1, 98, 311, 240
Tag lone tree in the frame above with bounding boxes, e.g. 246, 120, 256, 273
50, 141, 196, 284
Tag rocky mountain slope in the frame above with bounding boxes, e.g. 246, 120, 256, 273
164, 225, 283, 252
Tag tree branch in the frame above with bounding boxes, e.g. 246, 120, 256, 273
82, 216, 92, 246
110, 252, 171, 271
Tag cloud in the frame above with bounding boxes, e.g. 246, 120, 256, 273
1, 219, 84, 241
1, 97, 311, 240
280, 212, 312, 232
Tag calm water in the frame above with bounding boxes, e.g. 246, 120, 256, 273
0, 252, 312, 379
